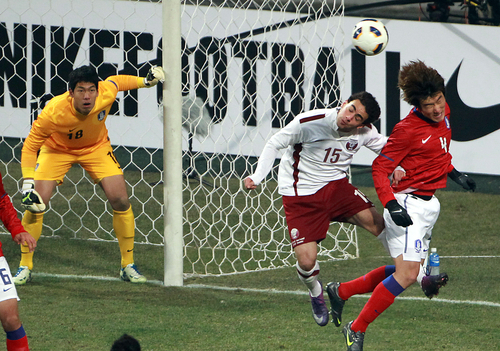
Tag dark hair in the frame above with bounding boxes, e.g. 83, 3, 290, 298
110, 334, 141, 351
68, 65, 100, 92
398, 60, 445, 108
347, 91, 381, 125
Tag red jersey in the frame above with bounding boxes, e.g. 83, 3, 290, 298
0, 172, 26, 257
372, 104, 455, 206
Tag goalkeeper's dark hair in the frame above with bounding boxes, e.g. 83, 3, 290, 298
68, 65, 100, 92
348, 91, 381, 125
398, 59, 445, 108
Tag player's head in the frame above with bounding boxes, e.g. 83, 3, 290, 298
347, 91, 381, 125
398, 60, 446, 122
68, 65, 100, 92
110, 334, 141, 351
68, 65, 100, 115
335, 91, 380, 132
336, 91, 380, 132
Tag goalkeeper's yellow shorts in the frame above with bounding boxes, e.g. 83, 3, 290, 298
34, 143, 123, 185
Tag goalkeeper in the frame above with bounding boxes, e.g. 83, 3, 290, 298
14, 65, 165, 285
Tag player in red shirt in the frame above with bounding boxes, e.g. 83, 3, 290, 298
0, 172, 36, 350
329, 60, 476, 351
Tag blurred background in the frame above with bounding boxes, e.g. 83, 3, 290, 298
344, 0, 500, 25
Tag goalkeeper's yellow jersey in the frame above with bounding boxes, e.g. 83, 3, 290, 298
21, 75, 147, 178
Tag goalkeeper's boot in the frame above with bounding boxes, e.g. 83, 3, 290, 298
310, 282, 329, 326
343, 321, 365, 351
421, 272, 449, 299
120, 263, 147, 284
13, 266, 31, 286
326, 281, 345, 327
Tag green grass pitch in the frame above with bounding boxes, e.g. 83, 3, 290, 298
1, 165, 499, 350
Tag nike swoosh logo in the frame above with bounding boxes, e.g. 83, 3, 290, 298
346, 333, 354, 346
69, 127, 78, 132
446, 61, 500, 141
3, 287, 12, 292
422, 135, 431, 144
313, 315, 323, 323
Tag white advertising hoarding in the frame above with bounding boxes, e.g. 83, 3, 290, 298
0, 1, 498, 174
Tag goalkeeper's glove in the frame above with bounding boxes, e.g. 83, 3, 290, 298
386, 200, 413, 227
144, 66, 165, 87
448, 168, 476, 192
21, 179, 46, 213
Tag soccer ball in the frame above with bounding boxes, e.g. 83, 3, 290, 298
351, 19, 389, 56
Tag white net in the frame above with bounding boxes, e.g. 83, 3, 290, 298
0, 0, 357, 277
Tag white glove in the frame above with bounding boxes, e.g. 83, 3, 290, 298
21, 179, 46, 213
144, 66, 165, 87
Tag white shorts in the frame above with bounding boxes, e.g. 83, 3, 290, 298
0, 256, 19, 302
382, 193, 441, 262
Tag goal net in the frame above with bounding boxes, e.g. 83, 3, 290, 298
0, 0, 357, 278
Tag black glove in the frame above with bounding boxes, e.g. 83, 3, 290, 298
448, 168, 476, 192
386, 200, 413, 227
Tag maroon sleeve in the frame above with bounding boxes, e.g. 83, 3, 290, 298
0, 175, 25, 238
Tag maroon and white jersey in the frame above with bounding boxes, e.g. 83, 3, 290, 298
372, 104, 455, 206
249, 108, 387, 196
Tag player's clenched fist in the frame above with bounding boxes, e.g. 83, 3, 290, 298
385, 200, 413, 227
144, 66, 165, 87
21, 179, 46, 213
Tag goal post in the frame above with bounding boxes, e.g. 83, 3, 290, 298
0, 0, 357, 283
163, 0, 183, 287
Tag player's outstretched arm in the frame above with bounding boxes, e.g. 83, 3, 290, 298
13, 232, 36, 253
143, 66, 165, 87
448, 168, 476, 191
21, 179, 46, 213
385, 200, 413, 227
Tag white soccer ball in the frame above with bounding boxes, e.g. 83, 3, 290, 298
351, 19, 389, 56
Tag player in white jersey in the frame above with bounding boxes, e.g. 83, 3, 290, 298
244, 92, 390, 327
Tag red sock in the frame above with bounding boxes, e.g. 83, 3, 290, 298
351, 275, 403, 333
6, 325, 29, 351
338, 265, 395, 300
6, 336, 29, 351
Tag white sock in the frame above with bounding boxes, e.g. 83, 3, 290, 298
296, 261, 322, 297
